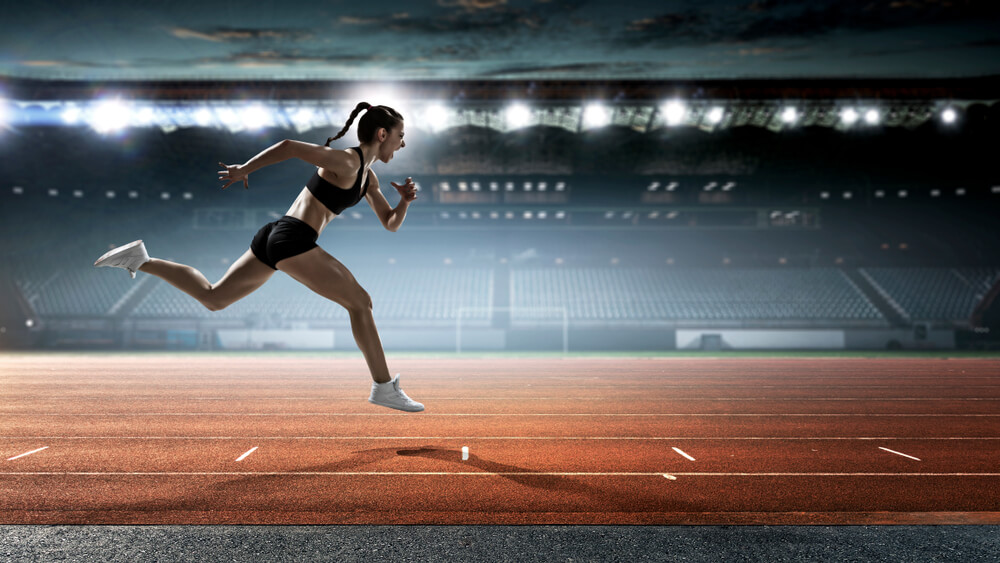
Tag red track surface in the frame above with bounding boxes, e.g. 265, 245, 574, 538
1, 354, 999, 524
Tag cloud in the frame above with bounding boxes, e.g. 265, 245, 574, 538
437, 0, 508, 11
169, 27, 313, 43
620, 0, 1000, 47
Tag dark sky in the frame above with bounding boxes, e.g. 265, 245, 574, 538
2, 0, 999, 81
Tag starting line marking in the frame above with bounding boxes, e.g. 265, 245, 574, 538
6, 447, 48, 461
235, 447, 258, 462
878, 447, 922, 461
672, 447, 696, 461
461, 446, 469, 461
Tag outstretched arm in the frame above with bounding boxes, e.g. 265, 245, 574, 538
218, 139, 339, 190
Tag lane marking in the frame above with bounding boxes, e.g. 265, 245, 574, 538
235, 447, 258, 462
11, 397, 1000, 401
878, 447, 922, 461
672, 447, 696, 461
9, 413, 1000, 417
3, 436, 1000, 441
6, 447, 48, 461
462, 446, 469, 461
0, 472, 998, 477
663, 474, 677, 480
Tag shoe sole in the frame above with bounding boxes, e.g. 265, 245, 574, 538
94, 240, 144, 267
368, 398, 424, 412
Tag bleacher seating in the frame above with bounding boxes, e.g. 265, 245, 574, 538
863, 267, 998, 322
512, 268, 882, 324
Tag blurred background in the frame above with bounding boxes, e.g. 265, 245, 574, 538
1, 1, 999, 352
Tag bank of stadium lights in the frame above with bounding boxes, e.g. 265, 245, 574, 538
781, 107, 798, 124
707, 107, 724, 124
840, 108, 859, 126
505, 103, 532, 130
942, 107, 957, 124
91, 99, 130, 133
583, 103, 610, 129
661, 101, 686, 126
864, 109, 880, 125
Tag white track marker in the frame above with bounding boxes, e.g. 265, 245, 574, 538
461, 446, 469, 461
663, 474, 677, 480
7, 447, 48, 461
878, 447, 921, 461
235, 447, 258, 462
672, 447, 696, 461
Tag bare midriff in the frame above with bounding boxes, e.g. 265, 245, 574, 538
284, 187, 336, 235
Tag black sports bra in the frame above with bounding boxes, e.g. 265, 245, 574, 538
306, 146, 370, 215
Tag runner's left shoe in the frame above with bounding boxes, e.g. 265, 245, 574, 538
94, 240, 150, 279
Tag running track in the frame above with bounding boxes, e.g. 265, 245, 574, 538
1, 354, 998, 525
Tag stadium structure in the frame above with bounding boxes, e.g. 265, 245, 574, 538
2, 78, 999, 352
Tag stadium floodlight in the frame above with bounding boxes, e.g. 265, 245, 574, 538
722, 182, 736, 191
425, 104, 449, 132
61, 105, 82, 125
898, 190, 908, 198
241, 105, 270, 130
781, 107, 798, 124
583, 103, 610, 129
105, 191, 115, 199
820, 191, 830, 199
555, 182, 566, 191
662, 101, 686, 126
707, 106, 724, 124
956, 188, 966, 196
666, 182, 678, 191
930, 189, 941, 197
523, 181, 533, 191
440, 181, 450, 191
875, 190, 885, 198
91, 99, 130, 133
505, 103, 532, 129
538, 182, 547, 191
843, 191, 853, 200
193, 107, 213, 127
538, 211, 547, 219
458, 181, 468, 191
840, 108, 858, 125
489, 182, 499, 191
864, 109, 880, 125
941, 108, 957, 124
648, 181, 660, 191
555, 211, 566, 219
132, 105, 156, 127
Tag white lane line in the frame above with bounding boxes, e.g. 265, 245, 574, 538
672, 447, 696, 461
12, 413, 1000, 417
0, 472, 997, 477
3, 436, 1000, 441
6, 447, 48, 461
235, 447, 258, 462
663, 474, 677, 480
879, 447, 922, 461
461, 446, 469, 461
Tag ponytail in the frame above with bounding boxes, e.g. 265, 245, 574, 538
325, 102, 372, 146
325, 102, 404, 146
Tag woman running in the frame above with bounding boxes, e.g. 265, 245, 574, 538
94, 102, 424, 412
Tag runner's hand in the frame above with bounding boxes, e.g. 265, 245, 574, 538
390, 177, 418, 202
218, 163, 249, 190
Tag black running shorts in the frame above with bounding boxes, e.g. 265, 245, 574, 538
250, 215, 319, 270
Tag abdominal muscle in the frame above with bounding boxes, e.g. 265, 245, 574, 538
284, 187, 336, 235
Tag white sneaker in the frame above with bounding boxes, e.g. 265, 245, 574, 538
369, 374, 424, 412
94, 240, 150, 279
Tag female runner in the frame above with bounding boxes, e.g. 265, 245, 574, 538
95, 102, 423, 411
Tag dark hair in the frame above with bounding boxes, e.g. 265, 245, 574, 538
325, 102, 404, 147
